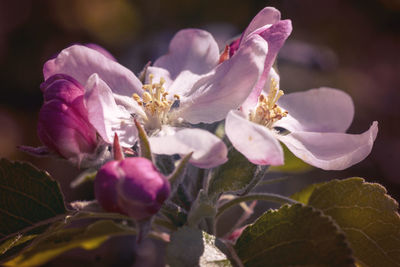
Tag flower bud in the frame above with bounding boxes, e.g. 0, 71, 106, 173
95, 157, 170, 220
37, 74, 97, 162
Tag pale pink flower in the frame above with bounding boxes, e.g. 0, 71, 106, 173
43, 29, 269, 168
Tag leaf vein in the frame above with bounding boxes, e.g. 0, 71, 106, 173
0, 207, 34, 227
343, 227, 400, 266
0, 184, 57, 215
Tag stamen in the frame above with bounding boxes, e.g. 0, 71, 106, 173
132, 74, 182, 130
249, 78, 288, 128
142, 92, 152, 103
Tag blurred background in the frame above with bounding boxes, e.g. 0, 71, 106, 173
0, 0, 399, 265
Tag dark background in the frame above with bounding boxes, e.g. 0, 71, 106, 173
0, 0, 399, 202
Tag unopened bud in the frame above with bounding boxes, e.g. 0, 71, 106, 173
37, 75, 97, 162
95, 157, 170, 220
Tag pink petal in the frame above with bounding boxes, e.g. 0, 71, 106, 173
153, 29, 220, 80
241, 67, 280, 115
225, 110, 284, 166
278, 121, 378, 170
241, 20, 292, 112
241, 7, 281, 44
147, 66, 201, 98
43, 45, 143, 98
149, 29, 220, 97
275, 87, 355, 133
84, 43, 116, 61
177, 35, 269, 124
149, 127, 228, 169
84, 74, 137, 147
146, 66, 173, 91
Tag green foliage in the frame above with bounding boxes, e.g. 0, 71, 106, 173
208, 148, 267, 198
0, 234, 37, 262
234, 204, 355, 267
294, 177, 400, 267
3, 220, 136, 267
0, 159, 66, 237
291, 182, 322, 204
167, 226, 232, 267
0, 159, 68, 263
269, 144, 313, 173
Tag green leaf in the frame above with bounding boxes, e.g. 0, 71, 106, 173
0, 159, 66, 238
235, 204, 355, 267
295, 178, 400, 267
167, 226, 232, 267
3, 220, 136, 267
291, 182, 322, 204
208, 149, 266, 198
0, 234, 37, 262
269, 144, 313, 173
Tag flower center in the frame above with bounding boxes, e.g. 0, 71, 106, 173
132, 74, 180, 130
249, 78, 288, 128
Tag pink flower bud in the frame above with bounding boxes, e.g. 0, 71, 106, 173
95, 157, 170, 220
37, 74, 97, 161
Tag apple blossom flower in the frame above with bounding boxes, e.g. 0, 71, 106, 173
43, 28, 270, 168
95, 157, 170, 220
223, 7, 378, 170
225, 75, 378, 170
37, 74, 98, 164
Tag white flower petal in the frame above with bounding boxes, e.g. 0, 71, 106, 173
225, 110, 284, 166
153, 29, 220, 80
84, 74, 137, 147
241, 7, 281, 43
178, 35, 269, 124
241, 20, 292, 112
44, 45, 143, 98
149, 127, 228, 169
278, 121, 378, 170
275, 87, 355, 133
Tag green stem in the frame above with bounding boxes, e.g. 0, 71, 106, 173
216, 193, 299, 218
257, 176, 292, 186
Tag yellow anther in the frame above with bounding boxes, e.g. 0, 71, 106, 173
159, 77, 165, 85
250, 78, 288, 128
132, 93, 141, 102
132, 74, 182, 130
142, 92, 152, 103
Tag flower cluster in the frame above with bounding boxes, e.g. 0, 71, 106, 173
33, 7, 377, 226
